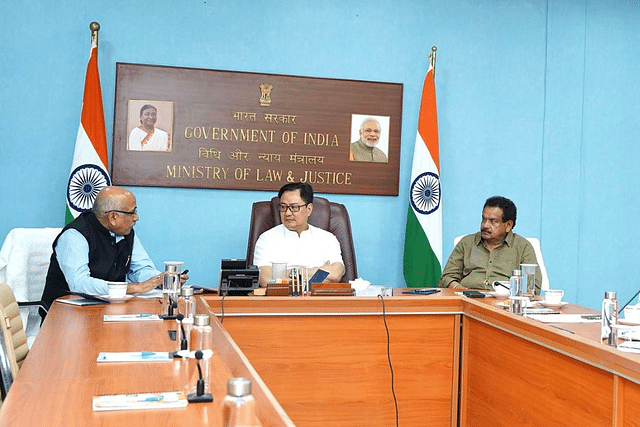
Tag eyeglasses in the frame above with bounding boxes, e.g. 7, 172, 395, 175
107, 207, 138, 216
481, 217, 503, 226
277, 204, 309, 213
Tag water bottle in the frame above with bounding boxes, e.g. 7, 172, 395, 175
162, 261, 183, 318
601, 291, 618, 347
509, 269, 522, 297
176, 286, 196, 351
187, 314, 213, 402
223, 378, 258, 427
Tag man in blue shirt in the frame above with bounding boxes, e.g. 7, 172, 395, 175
41, 186, 186, 316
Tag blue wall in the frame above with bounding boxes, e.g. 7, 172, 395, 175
1, 0, 639, 310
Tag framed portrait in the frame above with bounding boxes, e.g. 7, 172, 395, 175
126, 100, 174, 152
349, 114, 390, 163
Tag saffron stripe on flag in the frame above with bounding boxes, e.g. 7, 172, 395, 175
81, 47, 108, 168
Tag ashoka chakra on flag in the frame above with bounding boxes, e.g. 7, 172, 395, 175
67, 163, 111, 213
410, 171, 440, 215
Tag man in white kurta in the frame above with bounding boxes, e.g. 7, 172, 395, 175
253, 183, 344, 287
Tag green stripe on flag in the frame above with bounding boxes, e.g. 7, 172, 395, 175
403, 208, 441, 288
65, 205, 74, 226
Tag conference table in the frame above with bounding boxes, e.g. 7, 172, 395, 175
0, 296, 293, 427
2, 289, 640, 427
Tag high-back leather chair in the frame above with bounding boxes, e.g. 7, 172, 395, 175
246, 196, 358, 282
0, 283, 28, 405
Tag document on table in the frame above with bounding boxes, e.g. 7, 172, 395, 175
92, 391, 187, 411
135, 289, 163, 298
103, 314, 161, 322
97, 351, 173, 362
526, 314, 602, 323
617, 327, 640, 341
618, 341, 640, 353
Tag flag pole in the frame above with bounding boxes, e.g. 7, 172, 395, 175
429, 46, 437, 75
90, 22, 100, 49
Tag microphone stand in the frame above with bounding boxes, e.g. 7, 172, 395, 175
172, 314, 188, 358
160, 299, 177, 320
187, 350, 213, 403
620, 289, 640, 312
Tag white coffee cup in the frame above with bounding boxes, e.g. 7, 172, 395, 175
492, 281, 510, 298
107, 281, 128, 298
544, 289, 564, 304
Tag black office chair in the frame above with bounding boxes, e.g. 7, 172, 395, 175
246, 196, 358, 282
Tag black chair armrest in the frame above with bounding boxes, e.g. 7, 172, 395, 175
17, 301, 48, 314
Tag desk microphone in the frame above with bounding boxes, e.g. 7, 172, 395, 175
176, 313, 188, 351
161, 299, 178, 319
172, 313, 187, 358
187, 350, 213, 403
195, 350, 205, 395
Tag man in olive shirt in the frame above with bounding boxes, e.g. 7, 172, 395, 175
439, 196, 542, 293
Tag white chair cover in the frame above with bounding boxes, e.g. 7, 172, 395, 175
0, 228, 62, 346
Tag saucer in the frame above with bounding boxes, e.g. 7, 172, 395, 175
498, 300, 537, 308
619, 319, 640, 326
100, 295, 134, 304
488, 291, 510, 300
539, 301, 568, 309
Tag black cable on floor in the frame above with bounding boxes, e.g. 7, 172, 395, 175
378, 294, 399, 427
220, 294, 225, 323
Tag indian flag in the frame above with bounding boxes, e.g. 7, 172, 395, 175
403, 52, 442, 288
65, 25, 110, 225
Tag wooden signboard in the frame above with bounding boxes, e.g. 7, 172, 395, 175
112, 63, 403, 195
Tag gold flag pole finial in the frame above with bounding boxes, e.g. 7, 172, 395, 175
90, 22, 100, 48
429, 46, 437, 75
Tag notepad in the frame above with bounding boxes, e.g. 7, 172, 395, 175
103, 314, 161, 322
618, 341, 640, 353
58, 298, 109, 306
617, 327, 640, 341
526, 314, 602, 323
92, 391, 188, 411
97, 351, 173, 362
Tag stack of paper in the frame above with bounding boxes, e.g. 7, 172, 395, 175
92, 391, 187, 411
103, 314, 161, 322
97, 352, 173, 362
618, 341, 640, 353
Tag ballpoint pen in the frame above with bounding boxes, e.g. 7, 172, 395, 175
549, 325, 575, 334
